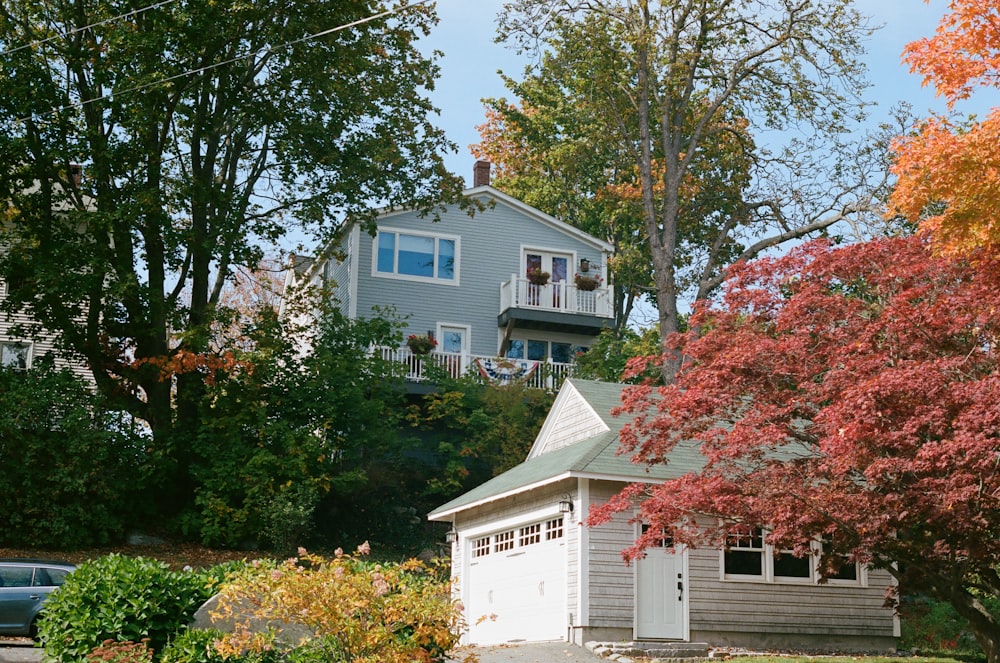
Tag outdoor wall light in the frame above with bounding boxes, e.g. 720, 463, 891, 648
558, 499, 574, 514
445, 528, 458, 544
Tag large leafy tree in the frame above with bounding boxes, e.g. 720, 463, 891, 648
591, 236, 1000, 661
889, 0, 1000, 254
474, 14, 753, 328
495, 0, 897, 381
0, 0, 463, 511
190, 305, 409, 551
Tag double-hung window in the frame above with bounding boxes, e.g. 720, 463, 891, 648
722, 527, 862, 585
375, 229, 458, 283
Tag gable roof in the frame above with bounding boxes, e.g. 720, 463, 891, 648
428, 378, 705, 520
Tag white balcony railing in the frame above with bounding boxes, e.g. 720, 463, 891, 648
376, 347, 573, 391
499, 275, 613, 318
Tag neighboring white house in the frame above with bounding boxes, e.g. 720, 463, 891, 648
1, 165, 92, 379
429, 378, 898, 650
282, 162, 616, 391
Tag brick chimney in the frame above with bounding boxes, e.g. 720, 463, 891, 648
473, 160, 491, 187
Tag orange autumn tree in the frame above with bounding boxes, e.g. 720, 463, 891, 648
889, 0, 1000, 254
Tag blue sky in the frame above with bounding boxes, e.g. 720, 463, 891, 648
421, 0, 993, 186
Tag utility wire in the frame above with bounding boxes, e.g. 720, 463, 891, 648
16, 0, 432, 123
0, 0, 178, 57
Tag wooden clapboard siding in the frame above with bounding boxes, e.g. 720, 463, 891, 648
687, 546, 894, 636
0, 280, 91, 381
585, 480, 635, 628
530, 383, 609, 457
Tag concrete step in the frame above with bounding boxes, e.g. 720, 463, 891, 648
587, 641, 712, 660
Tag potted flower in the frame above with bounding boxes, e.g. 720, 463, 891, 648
527, 268, 550, 285
406, 334, 437, 355
574, 272, 603, 291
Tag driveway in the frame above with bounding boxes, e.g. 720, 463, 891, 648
450, 641, 609, 662
0, 643, 41, 663
2, 640, 610, 663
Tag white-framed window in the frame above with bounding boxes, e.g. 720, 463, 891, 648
437, 324, 469, 355
721, 527, 863, 585
723, 527, 765, 578
374, 229, 458, 283
545, 518, 564, 540
0, 342, 31, 371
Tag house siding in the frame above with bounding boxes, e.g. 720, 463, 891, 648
533, 386, 609, 456
687, 547, 896, 639
0, 281, 91, 381
585, 480, 635, 630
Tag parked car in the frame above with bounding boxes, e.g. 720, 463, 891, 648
0, 559, 75, 637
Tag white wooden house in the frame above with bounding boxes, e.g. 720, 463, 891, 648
429, 378, 898, 650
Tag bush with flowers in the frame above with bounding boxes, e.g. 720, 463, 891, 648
211, 544, 473, 663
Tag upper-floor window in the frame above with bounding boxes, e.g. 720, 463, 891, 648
0, 342, 31, 371
375, 229, 458, 283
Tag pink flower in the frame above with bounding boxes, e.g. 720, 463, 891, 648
334, 547, 344, 558
372, 572, 390, 596
356, 541, 371, 555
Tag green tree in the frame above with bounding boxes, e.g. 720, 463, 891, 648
407, 376, 554, 499
0, 362, 144, 548
188, 306, 408, 551
0, 0, 464, 514
571, 326, 661, 384
495, 0, 898, 381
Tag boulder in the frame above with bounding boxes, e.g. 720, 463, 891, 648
190, 593, 314, 648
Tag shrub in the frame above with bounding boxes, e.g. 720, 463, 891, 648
159, 630, 226, 663
0, 363, 144, 548
38, 555, 220, 663
213, 545, 465, 663
85, 640, 154, 663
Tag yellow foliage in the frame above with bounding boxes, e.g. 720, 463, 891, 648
212, 547, 474, 663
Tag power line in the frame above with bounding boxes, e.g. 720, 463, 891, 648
0, 0, 178, 57
15, 0, 433, 124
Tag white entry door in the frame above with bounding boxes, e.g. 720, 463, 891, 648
636, 526, 685, 639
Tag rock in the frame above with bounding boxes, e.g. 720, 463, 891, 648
126, 532, 167, 546
190, 593, 314, 648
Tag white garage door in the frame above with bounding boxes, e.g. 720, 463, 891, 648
464, 516, 568, 644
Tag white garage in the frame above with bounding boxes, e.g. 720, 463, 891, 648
461, 515, 568, 644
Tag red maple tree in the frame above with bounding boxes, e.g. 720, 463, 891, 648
590, 236, 1000, 660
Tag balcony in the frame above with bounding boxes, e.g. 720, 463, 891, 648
376, 347, 574, 391
498, 275, 614, 334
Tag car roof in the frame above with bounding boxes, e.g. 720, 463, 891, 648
0, 559, 75, 568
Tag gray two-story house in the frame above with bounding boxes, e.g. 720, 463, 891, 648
286, 162, 615, 389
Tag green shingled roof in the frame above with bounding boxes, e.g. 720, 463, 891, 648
428, 378, 705, 519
